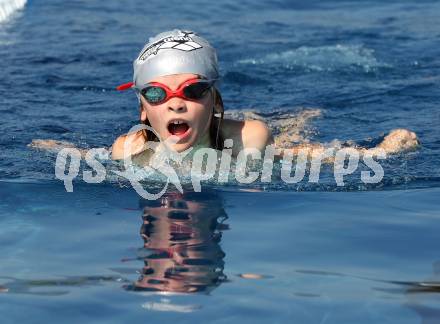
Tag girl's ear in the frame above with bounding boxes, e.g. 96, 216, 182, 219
139, 103, 150, 140
139, 104, 148, 122
213, 88, 224, 118
140, 110, 147, 122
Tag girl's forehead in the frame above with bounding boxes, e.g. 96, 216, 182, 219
150, 73, 200, 86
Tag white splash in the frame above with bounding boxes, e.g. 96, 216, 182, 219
237, 44, 391, 73
0, 0, 26, 23
142, 301, 201, 313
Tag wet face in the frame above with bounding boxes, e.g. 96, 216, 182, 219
139, 73, 213, 152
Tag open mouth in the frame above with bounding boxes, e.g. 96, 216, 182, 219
167, 120, 190, 136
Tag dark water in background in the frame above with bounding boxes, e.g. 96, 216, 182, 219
1, 0, 440, 322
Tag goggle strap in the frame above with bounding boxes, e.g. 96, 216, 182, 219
116, 82, 134, 91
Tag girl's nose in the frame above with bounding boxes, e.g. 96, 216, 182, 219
167, 97, 187, 113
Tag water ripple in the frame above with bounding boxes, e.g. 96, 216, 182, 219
237, 44, 391, 73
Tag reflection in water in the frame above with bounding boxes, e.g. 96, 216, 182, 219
124, 191, 229, 293
0, 191, 228, 297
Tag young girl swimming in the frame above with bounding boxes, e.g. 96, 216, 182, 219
31, 29, 419, 162
110, 29, 419, 164
111, 29, 272, 163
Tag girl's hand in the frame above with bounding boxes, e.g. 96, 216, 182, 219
376, 129, 420, 154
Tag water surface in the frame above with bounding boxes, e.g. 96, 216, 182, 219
1, 0, 440, 322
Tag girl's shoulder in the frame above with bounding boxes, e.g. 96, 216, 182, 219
221, 119, 273, 154
111, 130, 148, 160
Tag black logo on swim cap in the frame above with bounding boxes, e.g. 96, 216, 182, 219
138, 31, 203, 61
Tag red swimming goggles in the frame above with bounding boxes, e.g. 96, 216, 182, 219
116, 78, 216, 105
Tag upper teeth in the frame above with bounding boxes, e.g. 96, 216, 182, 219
172, 121, 183, 124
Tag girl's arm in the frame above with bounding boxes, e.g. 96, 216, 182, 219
28, 139, 89, 157
279, 128, 420, 161
221, 119, 419, 158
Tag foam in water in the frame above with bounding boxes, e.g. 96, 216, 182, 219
237, 44, 390, 73
0, 0, 26, 23
225, 108, 321, 146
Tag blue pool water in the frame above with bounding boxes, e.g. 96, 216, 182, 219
1, 0, 440, 322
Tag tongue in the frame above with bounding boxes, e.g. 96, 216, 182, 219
168, 123, 189, 135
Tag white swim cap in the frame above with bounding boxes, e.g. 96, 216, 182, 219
117, 29, 219, 91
